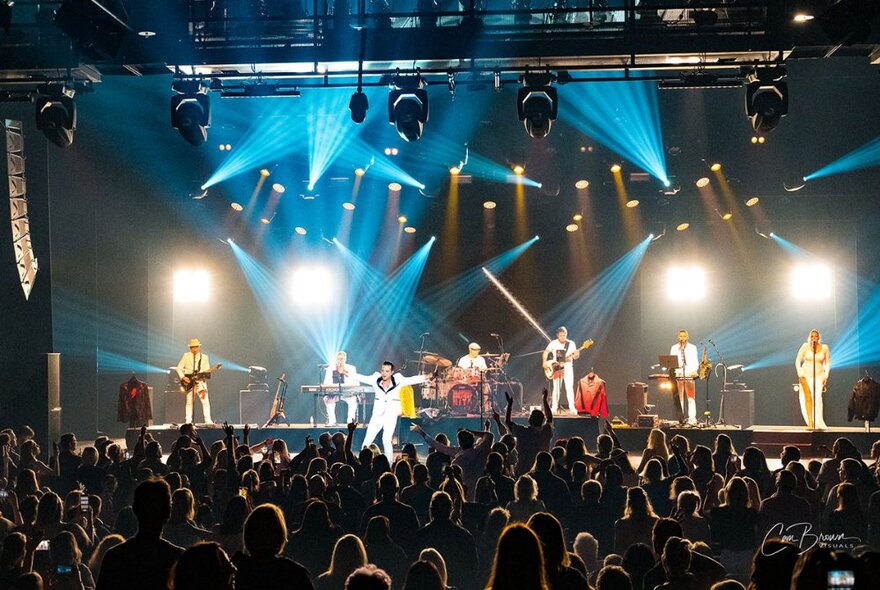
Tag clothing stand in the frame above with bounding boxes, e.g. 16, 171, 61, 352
708, 339, 728, 426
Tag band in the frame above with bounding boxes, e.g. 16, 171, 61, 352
170, 326, 832, 435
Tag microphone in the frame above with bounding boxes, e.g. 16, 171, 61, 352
490, 333, 500, 338
421, 332, 430, 337
277, 373, 287, 383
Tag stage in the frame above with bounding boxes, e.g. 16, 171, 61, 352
127, 418, 880, 459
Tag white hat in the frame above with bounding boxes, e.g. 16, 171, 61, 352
468, 342, 481, 351
188, 338, 202, 348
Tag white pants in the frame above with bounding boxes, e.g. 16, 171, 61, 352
551, 365, 576, 414
324, 395, 358, 425
185, 382, 212, 424
362, 398, 400, 456
676, 379, 697, 423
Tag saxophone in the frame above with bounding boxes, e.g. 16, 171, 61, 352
698, 345, 712, 380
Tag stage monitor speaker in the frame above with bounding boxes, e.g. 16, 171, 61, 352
627, 382, 648, 425
720, 389, 754, 428
46, 353, 61, 450
240, 388, 272, 424
165, 387, 185, 424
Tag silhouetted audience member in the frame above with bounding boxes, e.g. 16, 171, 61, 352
572, 533, 599, 583
287, 500, 343, 579
344, 566, 391, 590
528, 512, 588, 590
232, 504, 313, 590
169, 542, 234, 590
97, 479, 184, 590
614, 487, 659, 555
399, 464, 433, 527
505, 475, 546, 524
316, 534, 368, 590
748, 539, 799, 590
674, 491, 711, 546
655, 537, 695, 590
363, 516, 406, 589
709, 478, 758, 577
415, 491, 478, 590
595, 565, 631, 590
758, 471, 812, 541
622, 543, 655, 590
417, 549, 449, 590
401, 560, 443, 590
360, 474, 419, 556
826, 482, 868, 543
530, 453, 573, 523
642, 518, 727, 590
486, 524, 549, 590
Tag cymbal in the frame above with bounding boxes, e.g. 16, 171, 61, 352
479, 353, 501, 357
415, 350, 441, 357
422, 354, 441, 364
435, 357, 452, 368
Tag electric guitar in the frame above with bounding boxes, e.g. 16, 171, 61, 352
180, 363, 222, 393
543, 340, 593, 379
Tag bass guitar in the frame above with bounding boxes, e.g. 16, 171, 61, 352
180, 363, 222, 393
543, 340, 593, 379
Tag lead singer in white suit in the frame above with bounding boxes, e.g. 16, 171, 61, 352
354, 361, 429, 456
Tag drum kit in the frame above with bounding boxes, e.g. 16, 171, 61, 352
414, 349, 510, 416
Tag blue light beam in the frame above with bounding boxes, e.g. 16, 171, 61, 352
804, 135, 880, 181
559, 75, 669, 186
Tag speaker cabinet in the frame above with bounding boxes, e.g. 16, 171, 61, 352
627, 382, 648, 425
720, 389, 754, 428
240, 388, 272, 424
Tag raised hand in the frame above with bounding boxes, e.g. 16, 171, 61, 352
542, 388, 549, 400
243, 424, 251, 439
222, 422, 234, 437
347, 421, 358, 433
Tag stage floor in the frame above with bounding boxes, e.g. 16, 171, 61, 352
127, 418, 880, 458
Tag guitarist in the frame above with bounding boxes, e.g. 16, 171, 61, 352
543, 327, 581, 415
176, 338, 217, 424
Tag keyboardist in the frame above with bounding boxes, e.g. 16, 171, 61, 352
323, 351, 360, 426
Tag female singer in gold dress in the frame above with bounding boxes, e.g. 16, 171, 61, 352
795, 329, 830, 430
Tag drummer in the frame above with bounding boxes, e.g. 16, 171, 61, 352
457, 342, 488, 372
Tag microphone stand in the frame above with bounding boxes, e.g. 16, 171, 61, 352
708, 340, 728, 426
492, 333, 518, 414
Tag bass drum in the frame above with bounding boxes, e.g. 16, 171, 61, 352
420, 381, 439, 401
447, 383, 477, 415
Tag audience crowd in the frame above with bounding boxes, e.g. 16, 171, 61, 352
1, 388, 880, 589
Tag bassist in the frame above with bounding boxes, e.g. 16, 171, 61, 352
543, 327, 581, 415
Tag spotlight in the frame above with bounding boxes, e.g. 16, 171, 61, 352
290, 266, 335, 307
225, 144, 232, 150
565, 224, 579, 232
745, 196, 760, 207
35, 85, 77, 148
750, 136, 758, 144
793, 13, 814, 22
294, 226, 307, 235
721, 212, 733, 220
397, 215, 408, 223
572, 213, 583, 221
667, 267, 705, 301
349, 89, 369, 123
676, 223, 690, 232
483, 201, 497, 209
388, 182, 402, 192
230, 202, 243, 211
384, 148, 392, 155
388, 74, 428, 142
259, 217, 271, 225
745, 67, 788, 133
575, 180, 589, 189
403, 226, 416, 234
354, 168, 365, 177
272, 183, 285, 193
610, 163, 621, 173
449, 166, 461, 176
517, 72, 558, 139
695, 177, 710, 188
626, 199, 640, 208
758, 136, 766, 144
260, 168, 271, 177
219, 144, 226, 151
710, 163, 721, 172
391, 148, 399, 156
247, 366, 269, 388
174, 269, 210, 303
512, 164, 525, 176
171, 79, 211, 146
342, 202, 356, 211
791, 264, 832, 300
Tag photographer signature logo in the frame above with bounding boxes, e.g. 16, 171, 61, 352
761, 522, 861, 555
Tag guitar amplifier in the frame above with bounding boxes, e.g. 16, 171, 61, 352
240, 388, 272, 424
627, 382, 648, 425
